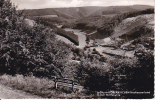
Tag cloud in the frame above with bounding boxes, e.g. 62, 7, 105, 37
11, 0, 50, 9
10, 0, 154, 9
55, 0, 73, 2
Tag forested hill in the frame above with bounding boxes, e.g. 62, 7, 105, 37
23, 5, 153, 19
89, 8, 154, 39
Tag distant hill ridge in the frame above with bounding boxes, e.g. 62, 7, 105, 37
22, 5, 153, 19
89, 5, 153, 17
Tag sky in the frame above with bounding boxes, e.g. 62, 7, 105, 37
11, 0, 154, 10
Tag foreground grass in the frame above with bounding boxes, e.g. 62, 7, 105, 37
0, 74, 56, 98
0, 74, 94, 99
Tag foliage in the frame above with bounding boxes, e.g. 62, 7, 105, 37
32, 16, 76, 28
107, 57, 139, 90
34, 17, 79, 45
132, 37, 154, 50
34, 17, 65, 25
133, 45, 154, 92
77, 58, 112, 91
120, 25, 154, 41
107, 46, 154, 98
0, 0, 71, 78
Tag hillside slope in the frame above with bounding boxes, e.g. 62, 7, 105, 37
89, 8, 154, 39
112, 14, 154, 39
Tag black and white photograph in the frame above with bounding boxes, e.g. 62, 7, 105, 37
0, 0, 154, 99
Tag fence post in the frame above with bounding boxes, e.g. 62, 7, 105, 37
54, 76, 57, 89
72, 80, 74, 91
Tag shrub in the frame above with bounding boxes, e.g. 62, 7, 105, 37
107, 57, 139, 90
132, 45, 154, 92
77, 58, 113, 91
107, 46, 154, 98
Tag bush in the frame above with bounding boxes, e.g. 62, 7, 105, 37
107, 57, 139, 90
77, 58, 113, 91
107, 46, 154, 98
132, 45, 154, 92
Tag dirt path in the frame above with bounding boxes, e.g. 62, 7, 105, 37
0, 84, 42, 99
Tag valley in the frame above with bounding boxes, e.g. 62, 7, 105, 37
24, 6, 154, 98
0, 0, 154, 99
55, 24, 135, 58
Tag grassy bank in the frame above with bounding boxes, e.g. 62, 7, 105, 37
0, 74, 94, 99
0, 74, 55, 98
